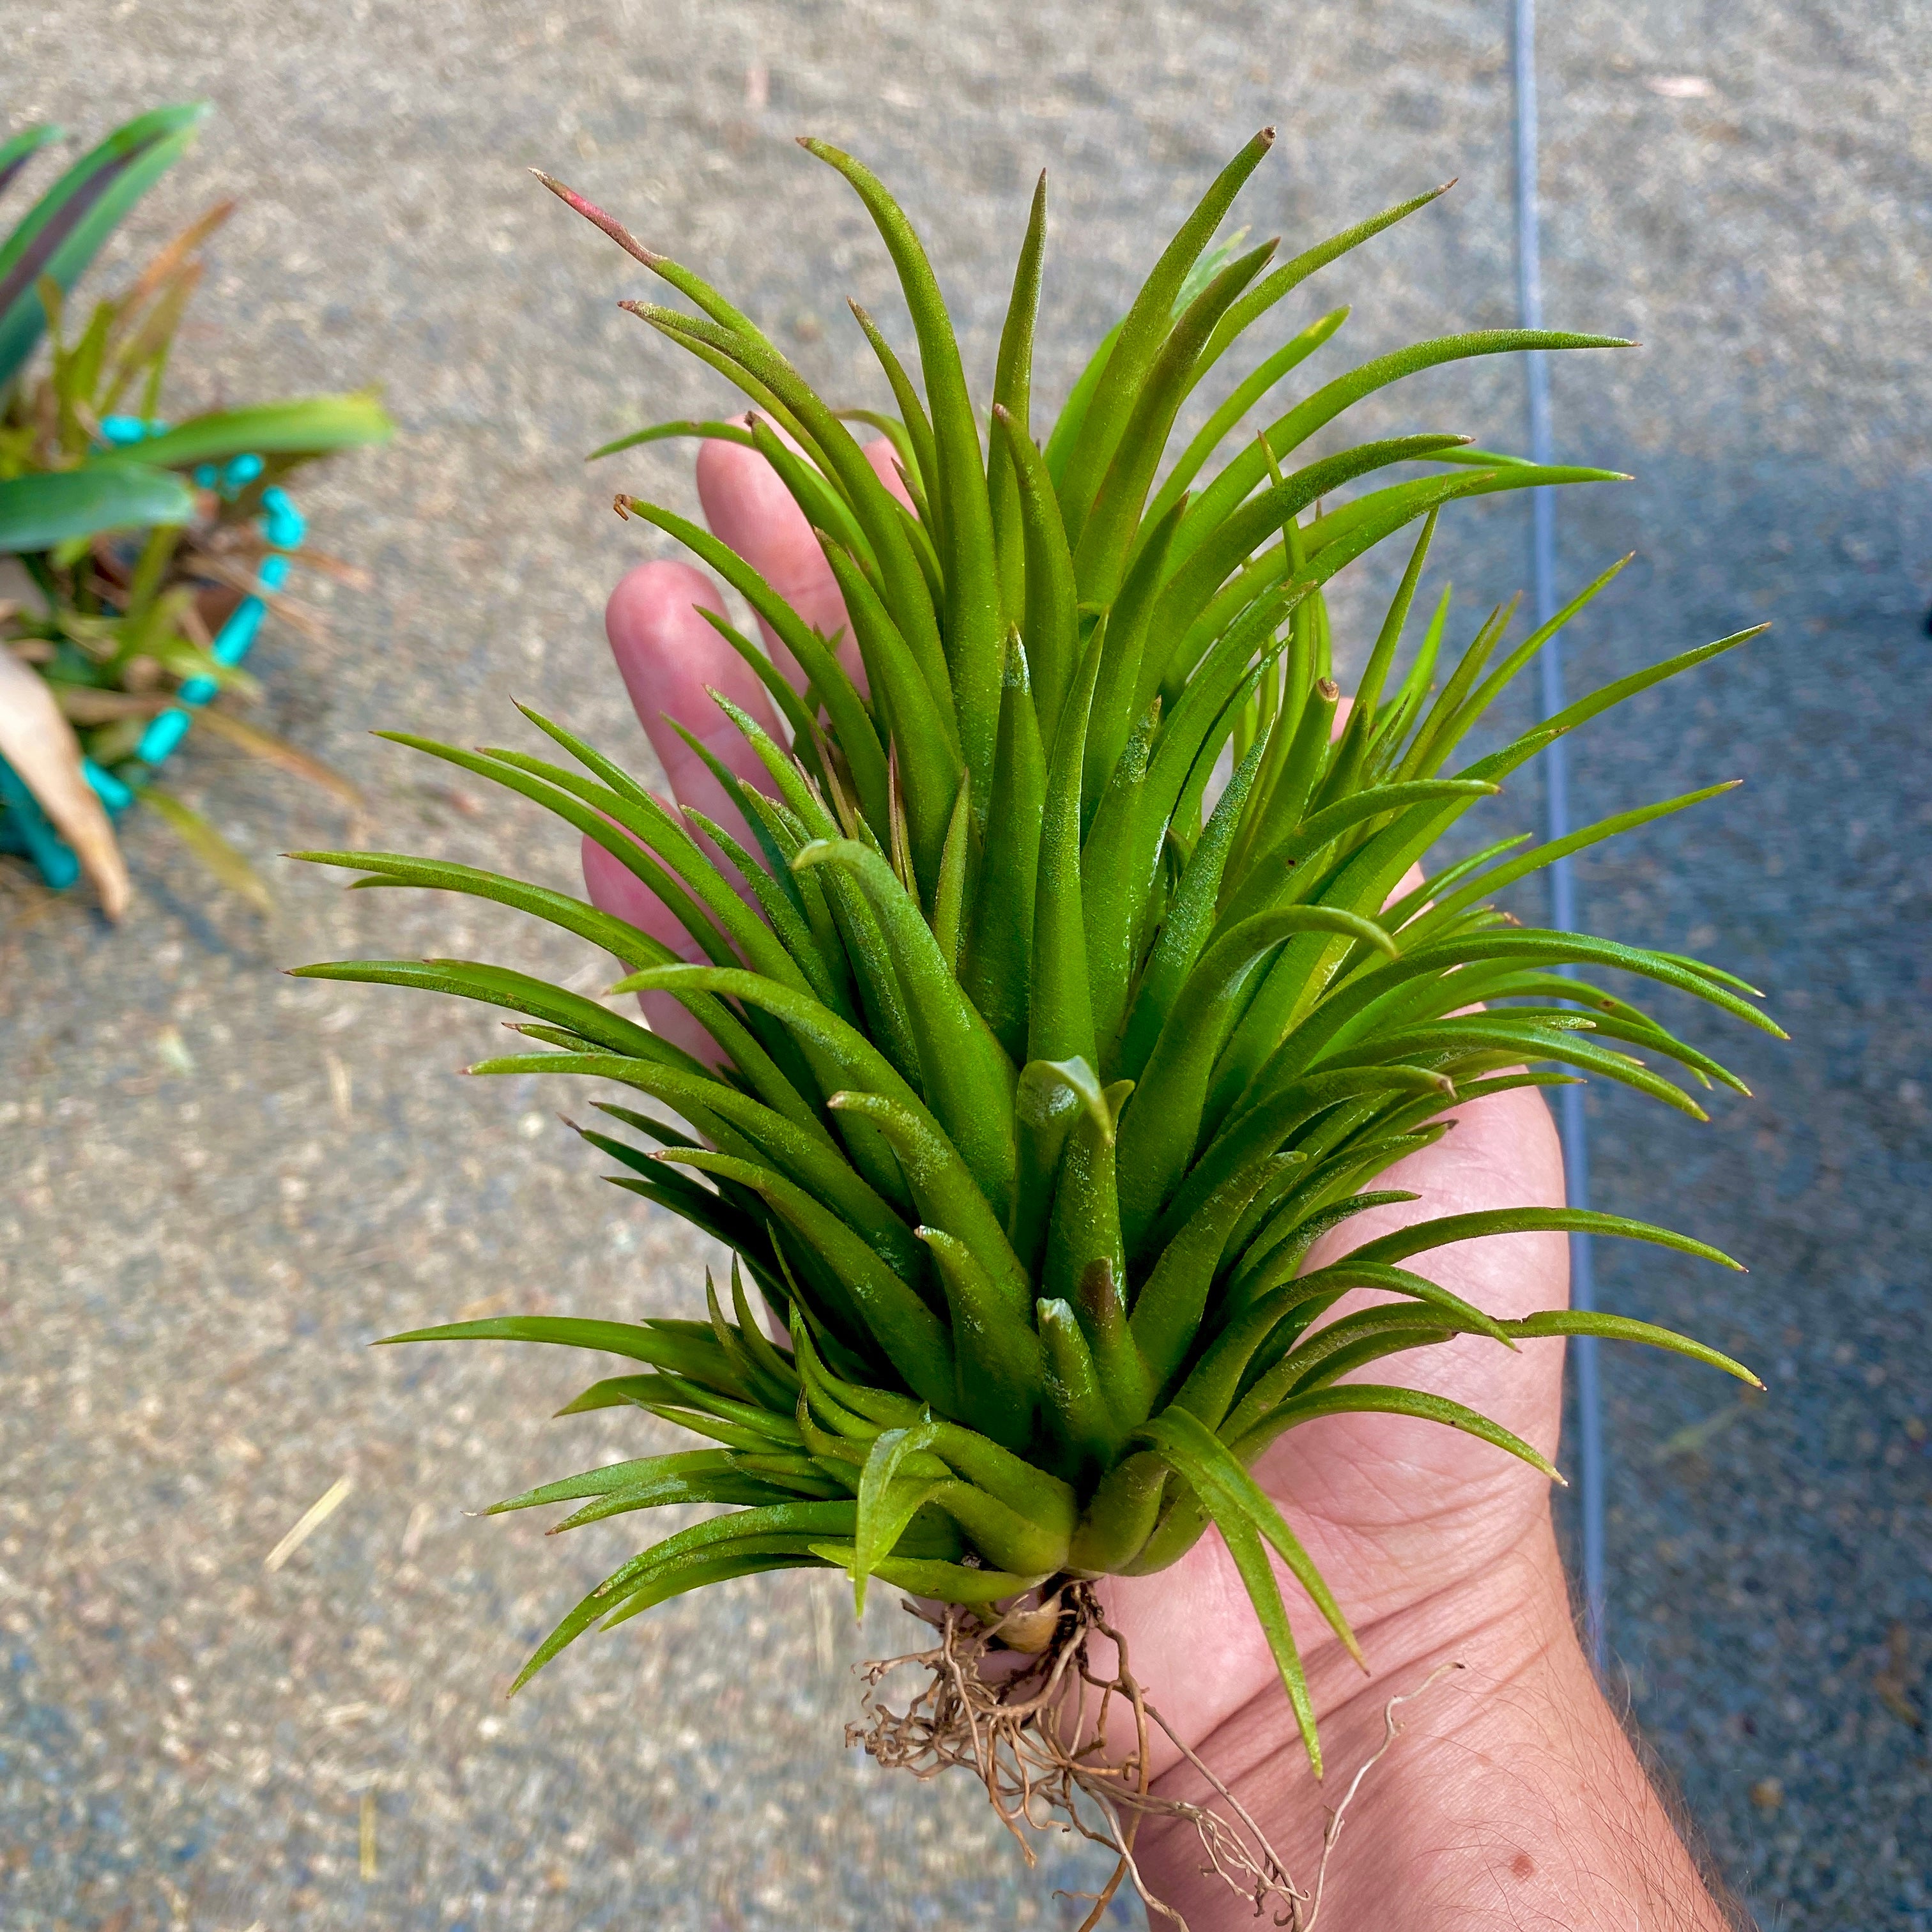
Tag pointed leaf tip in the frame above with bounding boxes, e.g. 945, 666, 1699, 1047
532, 169, 661, 266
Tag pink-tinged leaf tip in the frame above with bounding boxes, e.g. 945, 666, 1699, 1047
530, 169, 661, 268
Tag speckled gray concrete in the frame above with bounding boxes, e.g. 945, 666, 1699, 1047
3, 3, 1928, 1928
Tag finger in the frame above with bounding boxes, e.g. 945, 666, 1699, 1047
604, 558, 781, 848
695, 429, 909, 691
581, 832, 723, 1066
598, 558, 782, 1066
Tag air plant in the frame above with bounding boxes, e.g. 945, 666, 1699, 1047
1, 104, 390, 916
295, 129, 1774, 1907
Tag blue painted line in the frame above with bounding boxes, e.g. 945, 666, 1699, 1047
1513, 0, 1607, 1669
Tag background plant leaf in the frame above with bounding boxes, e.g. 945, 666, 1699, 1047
0, 463, 193, 552
0, 103, 207, 391
137, 783, 272, 911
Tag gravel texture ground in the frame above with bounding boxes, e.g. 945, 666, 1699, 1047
3, 3, 1928, 1927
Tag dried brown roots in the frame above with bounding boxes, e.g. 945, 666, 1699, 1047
848, 1581, 1460, 1930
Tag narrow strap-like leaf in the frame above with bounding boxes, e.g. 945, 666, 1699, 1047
593, 1498, 862, 1620
1172, 328, 1630, 572
615, 496, 890, 834
291, 956, 666, 1062
366, 732, 737, 972
296, 844, 675, 970
804, 1546, 1046, 1604
852, 1423, 943, 1613
1142, 305, 1349, 539
574, 1054, 923, 1273
1041, 1080, 1147, 1425
813, 535, 963, 893
1068, 1450, 1172, 1575
1337, 1206, 1743, 1275
1077, 693, 1162, 1058
1112, 730, 1269, 1085
1036, 1296, 1126, 1480
793, 839, 1018, 1214
930, 774, 973, 977
925, 1476, 1073, 1576
1055, 126, 1277, 544
1117, 908, 1395, 1251
1503, 1310, 1761, 1386
379, 1313, 737, 1386
1152, 434, 1473, 648
1009, 1054, 1099, 1278
512, 1544, 833, 1691
1136, 1405, 1360, 1771
1229, 1383, 1562, 1488
1188, 183, 1451, 395
627, 303, 944, 680
487, 1448, 744, 1515
680, 804, 845, 1015
744, 411, 879, 578
801, 139, 1004, 804
0, 103, 206, 390
1029, 620, 1107, 1066
992, 404, 1078, 743
827, 1089, 1029, 1321
611, 960, 924, 1116
917, 1228, 1043, 1450
845, 301, 940, 530
988, 170, 1048, 626
1130, 1150, 1297, 1397
663, 1148, 955, 1408
1073, 236, 1278, 608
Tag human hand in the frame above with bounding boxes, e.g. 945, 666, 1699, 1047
586, 434, 1732, 1930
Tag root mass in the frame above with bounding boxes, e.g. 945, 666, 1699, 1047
849, 1581, 1429, 1929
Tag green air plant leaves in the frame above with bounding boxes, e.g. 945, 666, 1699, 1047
300, 135, 1774, 1774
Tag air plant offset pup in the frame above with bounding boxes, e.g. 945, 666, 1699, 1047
298, 130, 1774, 1915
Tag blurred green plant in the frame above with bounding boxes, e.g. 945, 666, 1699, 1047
0, 104, 391, 917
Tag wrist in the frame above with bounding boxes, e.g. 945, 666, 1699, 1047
1133, 1518, 1734, 1930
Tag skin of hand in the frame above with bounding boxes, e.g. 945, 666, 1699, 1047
585, 434, 1735, 1930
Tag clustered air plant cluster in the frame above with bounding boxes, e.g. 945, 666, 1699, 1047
0, 104, 389, 917
297, 127, 1774, 1894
